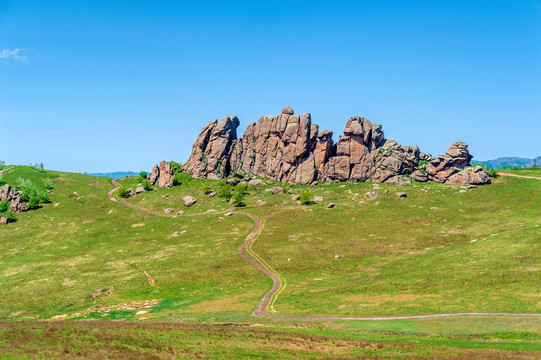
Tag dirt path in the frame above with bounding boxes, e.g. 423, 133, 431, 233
108, 180, 541, 320
498, 172, 541, 180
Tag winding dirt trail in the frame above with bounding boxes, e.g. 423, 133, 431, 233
498, 172, 541, 180
107, 179, 541, 320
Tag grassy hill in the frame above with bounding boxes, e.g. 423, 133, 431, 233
0, 165, 540, 358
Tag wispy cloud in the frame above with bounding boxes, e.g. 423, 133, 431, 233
0, 48, 30, 63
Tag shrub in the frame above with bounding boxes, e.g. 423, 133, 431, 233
488, 169, 499, 178
169, 161, 182, 174
137, 171, 149, 183
4, 210, 16, 223
202, 183, 213, 194
299, 191, 314, 205
0, 200, 9, 213
0, 176, 5, 186
235, 183, 248, 195
142, 179, 152, 191
39, 192, 51, 203
117, 187, 131, 198
45, 178, 54, 190
0, 160, 4, 170
172, 172, 192, 186
231, 191, 245, 207
17, 178, 39, 201
28, 196, 41, 210
217, 183, 233, 201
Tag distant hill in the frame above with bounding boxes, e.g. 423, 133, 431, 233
88, 171, 139, 178
474, 156, 541, 169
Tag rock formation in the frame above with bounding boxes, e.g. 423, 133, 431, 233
172, 107, 490, 186
149, 160, 174, 188
0, 184, 29, 213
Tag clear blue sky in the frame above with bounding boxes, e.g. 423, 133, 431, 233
1, 0, 540, 173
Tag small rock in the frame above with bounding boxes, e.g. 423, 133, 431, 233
182, 196, 197, 207
459, 190, 467, 193
339, 185, 347, 188
396, 192, 407, 198
266, 187, 284, 195
291, 195, 300, 201
0, 217, 7, 225
256, 200, 265, 205
108, 210, 113, 214
248, 179, 265, 186
314, 196, 324, 202
176, 210, 184, 215
226, 178, 239, 186
335, 254, 340, 259
224, 212, 233, 216
136, 310, 148, 315
135, 186, 145, 194
54, 203, 60, 207
218, 217, 225, 221
208, 191, 217, 197
164, 208, 174, 214
364, 191, 379, 200
162, 195, 169, 199
287, 258, 292, 262
326, 203, 337, 208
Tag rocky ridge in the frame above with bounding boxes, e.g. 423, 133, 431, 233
169, 107, 489, 186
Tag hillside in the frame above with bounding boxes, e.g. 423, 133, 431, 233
476, 156, 541, 169
0, 165, 539, 358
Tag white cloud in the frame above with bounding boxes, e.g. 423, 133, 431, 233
0, 48, 30, 63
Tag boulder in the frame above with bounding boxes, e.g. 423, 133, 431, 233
267, 187, 284, 195
396, 192, 407, 198
446, 166, 491, 186
364, 191, 379, 200
182, 196, 197, 207
248, 179, 265, 186
135, 186, 145, 194
0, 184, 10, 201
326, 203, 337, 208
314, 196, 324, 202
0, 217, 7, 225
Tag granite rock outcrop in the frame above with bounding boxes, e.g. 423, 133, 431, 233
170, 107, 489, 186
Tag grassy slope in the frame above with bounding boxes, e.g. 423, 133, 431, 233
0, 165, 539, 358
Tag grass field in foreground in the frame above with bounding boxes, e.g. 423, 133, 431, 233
0, 166, 539, 358
1, 321, 539, 359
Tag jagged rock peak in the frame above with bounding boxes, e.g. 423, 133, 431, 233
157, 107, 490, 186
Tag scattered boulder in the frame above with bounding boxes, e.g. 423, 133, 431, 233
267, 187, 284, 195
248, 179, 265, 186
0, 217, 7, 225
256, 200, 265, 205
314, 196, 324, 202
208, 191, 217, 197
396, 192, 407, 198
226, 178, 239, 186
182, 196, 197, 207
446, 165, 491, 186
164, 208, 174, 214
135, 186, 145, 194
326, 203, 337, 208
364, 191, 379, 200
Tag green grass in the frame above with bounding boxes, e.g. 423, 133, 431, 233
499, 168, 541, 177
0, 165, 539, 357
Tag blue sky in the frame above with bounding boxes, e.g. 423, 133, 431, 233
1, 0, 540, 173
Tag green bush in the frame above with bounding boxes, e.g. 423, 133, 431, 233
137, 171, 149, 183
0, 200, 9, 213
0, 160, 5, 170
28, 196, 41, 210
117, 187, 131, 198
45, 178, 54, 190
231, 191, 245, 207
169, 161, 182, 174
3, 210, 16, 223
488, 169, 499, 178
299, 191, 314, 205
39, 193, 51, 204
142, 179, 152, 191
235, 183, 248, 195
202, 183, 213, 194
17, 178, 40, 202
218, 183, 233, 201
172, 172, 192, 186
0, 176, 5, 186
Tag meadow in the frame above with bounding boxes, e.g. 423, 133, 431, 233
0, 165, 539, 358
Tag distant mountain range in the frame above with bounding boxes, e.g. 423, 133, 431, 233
474, 156, 541, 169
88, 171, 139, 178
